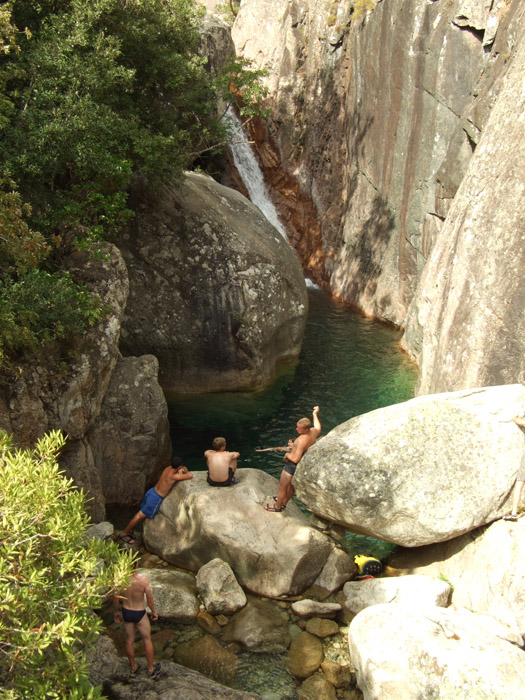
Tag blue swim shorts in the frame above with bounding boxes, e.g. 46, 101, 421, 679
139, 488, 164, 519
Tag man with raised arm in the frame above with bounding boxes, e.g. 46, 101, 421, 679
119, 458, 193, 545
205, 437, 240, 486
265, 406, 321, 512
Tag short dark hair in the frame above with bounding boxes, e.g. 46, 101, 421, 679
172, 456, 183, 469
212, 437, 226, 450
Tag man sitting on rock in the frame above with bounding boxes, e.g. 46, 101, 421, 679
119, 458, 193, 544
504, 415, 525, 521
205, 437, 240, 486
265, 406, 321, 512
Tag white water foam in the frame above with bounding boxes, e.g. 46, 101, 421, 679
226, 107, 288, 239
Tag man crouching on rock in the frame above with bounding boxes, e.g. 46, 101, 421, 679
119, 458, 193, 545
265, 406, 321, 512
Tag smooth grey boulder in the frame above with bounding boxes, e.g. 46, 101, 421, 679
143, 469, 337, 597
118, 172, 308, 393
294, 384, 525, 547
311, 546, 357, 595
388, 516, 525, 639
196, 558, 247, 615
221, 598, 290, 653
342, 575, 451, 616
88, 354, 171, 505
139, 569, 200, 623
349, 604, 525, 699
291, 600, 341, 618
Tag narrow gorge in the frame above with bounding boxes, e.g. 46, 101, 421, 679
1, 1, 524, 699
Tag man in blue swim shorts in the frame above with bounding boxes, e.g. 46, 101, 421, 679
119, 457, 193, 544
265, 406, 321, 512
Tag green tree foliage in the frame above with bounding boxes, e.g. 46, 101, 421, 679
0, 429, 134, 700
0, 0, 268, 370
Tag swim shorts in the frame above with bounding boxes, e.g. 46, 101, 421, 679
207, 467, 236, 487
283, 459, 298, 476
517, 453, 525, 481
139, 488, 164, 519
122, 608, 147, 624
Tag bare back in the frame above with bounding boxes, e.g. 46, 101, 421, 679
155, 465, 192, 498
205, 449, 239, 482
120, 573, 149, 611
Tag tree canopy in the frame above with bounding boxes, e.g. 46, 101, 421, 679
0, 0, 267, 370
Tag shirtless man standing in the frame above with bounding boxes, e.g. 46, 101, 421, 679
119, 458, 193, 544
265, 406, 321, 512
113, 564, 160, 679
205, 437, 240, 486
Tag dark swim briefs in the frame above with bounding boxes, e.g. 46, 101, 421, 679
122, 608, 146, 623
283, 459, 298, 476
139, 488, 163, 518
207, 467, 236, 487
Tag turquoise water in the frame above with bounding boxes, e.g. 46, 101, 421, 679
168, 284, 417, 481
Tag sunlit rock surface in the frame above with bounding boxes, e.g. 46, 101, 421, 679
143, 469, 350, 597
293, 384, 525, 546
349, 604, 525, 700
388, 517, 525, 639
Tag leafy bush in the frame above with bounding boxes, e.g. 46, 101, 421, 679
0, 429, 134, 700
0, 268, 106, 368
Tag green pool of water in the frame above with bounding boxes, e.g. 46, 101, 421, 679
167, 285, 417, 559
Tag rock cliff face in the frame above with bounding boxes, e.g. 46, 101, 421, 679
231, 0, 525, 392
118, 172, 308, 393
0, 246, 172, 520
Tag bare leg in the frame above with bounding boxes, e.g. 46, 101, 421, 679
282, 482, 295, 507
136, 613, 154, 672
510, 481, 525, 515
122, 511, 147, 536
124, 621, 137, 672
230, 458, 238, 474
275, 471, 293, 510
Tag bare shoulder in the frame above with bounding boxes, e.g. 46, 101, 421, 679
133, 573, 150, 590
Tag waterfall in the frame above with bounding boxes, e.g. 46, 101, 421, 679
226, 107, 288, 239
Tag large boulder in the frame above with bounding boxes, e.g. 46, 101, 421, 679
342, 575, 451, 617
349, 604, 525, 699
293, 384, 525, 547
87, 354, 171, 505
388, 517, 525, 639
143, 469, 345, 597
118, 172, 308, 393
